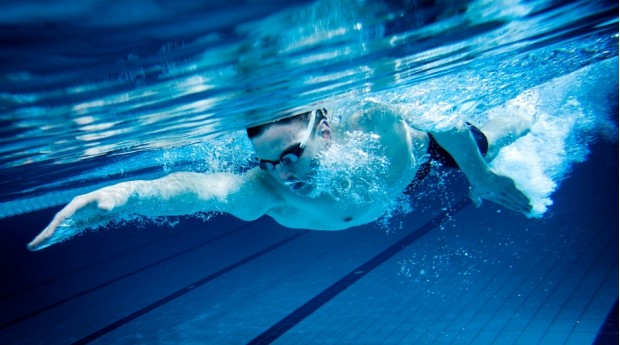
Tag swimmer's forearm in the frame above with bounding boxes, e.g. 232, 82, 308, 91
431, 127, 532, 214
430, 127, 492, 184
108, 172, 244, 217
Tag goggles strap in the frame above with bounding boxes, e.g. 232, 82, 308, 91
299, 110, 317, 149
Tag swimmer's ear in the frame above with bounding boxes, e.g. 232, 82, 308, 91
318, 120, 331, 140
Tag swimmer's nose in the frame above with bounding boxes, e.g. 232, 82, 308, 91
275, 165, 294, 180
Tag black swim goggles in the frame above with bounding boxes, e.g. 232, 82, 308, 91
258, 108, 328, 171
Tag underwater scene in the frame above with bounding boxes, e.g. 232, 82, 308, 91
1, 0, 618, 344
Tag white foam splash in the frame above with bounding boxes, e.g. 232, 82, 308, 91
487, 57, 618, 217
308, 130, 391, 205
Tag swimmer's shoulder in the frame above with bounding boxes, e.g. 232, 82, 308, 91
243, 168, 291, 203
221, 168, 287, 218
346, 98, 404, 133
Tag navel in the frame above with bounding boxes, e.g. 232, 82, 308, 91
343, 216, 353, 222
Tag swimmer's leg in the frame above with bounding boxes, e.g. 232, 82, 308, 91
478, 114, 534, 161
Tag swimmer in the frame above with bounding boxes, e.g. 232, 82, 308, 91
27, 101, 532, 251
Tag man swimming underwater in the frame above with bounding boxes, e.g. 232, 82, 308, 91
27, 100, 532, 251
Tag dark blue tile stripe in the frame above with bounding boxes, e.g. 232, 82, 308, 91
1, 224, 249, 330
2, 231, 179, 301
247, 199, 471, 345
1, 224, 194, 301
594, 298, 619, 345
70, 231, 308, 345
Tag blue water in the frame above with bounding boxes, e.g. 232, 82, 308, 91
0, 0, 618, 344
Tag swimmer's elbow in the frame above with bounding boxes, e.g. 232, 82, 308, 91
150, 171, 267, 219
194, 172, 245, 201
154, 172, 239, 199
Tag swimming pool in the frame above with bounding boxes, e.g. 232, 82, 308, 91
1, 0, 618, 344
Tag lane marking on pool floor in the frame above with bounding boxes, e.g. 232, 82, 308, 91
1, 224, 250, 330
248, 198, 472, 345
70, 230, 309, 345
69, 198, 470, 345
594, 298, 619, 345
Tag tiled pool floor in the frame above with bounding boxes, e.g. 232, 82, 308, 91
1, 142, 617, 345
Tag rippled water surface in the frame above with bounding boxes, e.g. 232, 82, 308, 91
0, 0, 618, 212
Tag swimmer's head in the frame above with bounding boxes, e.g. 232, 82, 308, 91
247, 109, 331, 192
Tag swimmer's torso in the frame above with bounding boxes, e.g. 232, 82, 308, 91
253, 104, 429, 230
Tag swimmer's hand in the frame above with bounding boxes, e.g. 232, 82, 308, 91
468, 171, 532, 215
27, 187, 129, 251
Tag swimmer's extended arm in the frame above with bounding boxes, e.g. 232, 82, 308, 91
430, 126, 532, 214
27, 170, 272, 251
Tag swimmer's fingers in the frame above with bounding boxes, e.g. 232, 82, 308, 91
491, 192, 531, 214
468, 190, 483, 208
470, 189, 511, 211
27, 224, 55, 251
27, 210, 76, 251
493, 178, 532, 214
469, 174, 532, 215
27, 192, 112, 251
27, 200, 82, 251
506, 188, 532, 214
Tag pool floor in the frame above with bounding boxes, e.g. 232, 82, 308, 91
0, 141, 617, 344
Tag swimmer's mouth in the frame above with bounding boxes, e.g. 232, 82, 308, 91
285, 180, 305, 190
284, 180, 313, 194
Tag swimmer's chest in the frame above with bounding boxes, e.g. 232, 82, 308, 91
266, 194, 385, 231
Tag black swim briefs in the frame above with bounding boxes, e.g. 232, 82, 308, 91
406, 123, 488, 192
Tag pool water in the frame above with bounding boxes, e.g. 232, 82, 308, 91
0, 0, 618, 344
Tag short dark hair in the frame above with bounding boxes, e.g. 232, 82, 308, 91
246, 111, 312, 139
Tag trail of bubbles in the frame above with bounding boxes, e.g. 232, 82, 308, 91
398, 244, 483, 296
